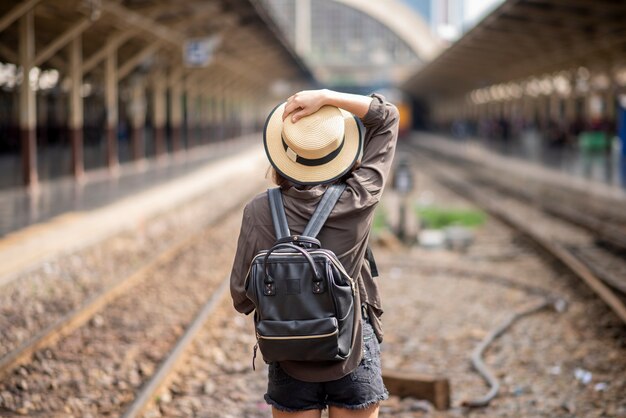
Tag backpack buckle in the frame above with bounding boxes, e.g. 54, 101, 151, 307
313, 279, 325, 294
264, 279, 276, 296
361, 303, 369, 320
275, 235, 321, 249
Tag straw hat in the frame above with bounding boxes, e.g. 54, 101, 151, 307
263, 102, 364, 185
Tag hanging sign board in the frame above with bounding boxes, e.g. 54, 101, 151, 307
184, 36, 220, 68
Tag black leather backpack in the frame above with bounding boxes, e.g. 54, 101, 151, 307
245, 184, 356, 367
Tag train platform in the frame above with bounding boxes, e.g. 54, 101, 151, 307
0, 137, 256, 237
2, 0, 626, 415
0, 136, 266, 287
1, 142, 625, 417
412, 132, 626, 203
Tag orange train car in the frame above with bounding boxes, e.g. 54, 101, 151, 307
397, 100, 412, 138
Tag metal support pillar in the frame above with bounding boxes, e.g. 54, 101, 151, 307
549, 94, 560, 123
618, 97, 626, 158
105, 41, 119, 172
188, 90, 200, 147
221, 95, 228, 140
183, 77, 192, 149
521, 96, 530, 125
295, 0, 311, 56
220, 95, 227, 140
37, 85, 47, 146
196, 93, 204, 144
200, 94, 208, 143
241, 98, 250, 135
152, 72, 166, 160
247, 99, 255, 135
19, 10, 37, 190
69, 35, 84, 180
196, 92, 203, 145
188, 86, 198, 146
211, 94, 219, 141
215, 93, 224, 141
130, 79, 146, 164
232, 95, 240, 138
235, 95, 243, 137
200, 80, 210, 142
564, 95, 575, 124
605, 88, 616, 122
195, 91, 202, 147
227, 95, 234, 139
169, 79, 183, 155
586, 94, 598, 124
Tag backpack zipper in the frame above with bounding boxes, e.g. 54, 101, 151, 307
257, 329, 338, 340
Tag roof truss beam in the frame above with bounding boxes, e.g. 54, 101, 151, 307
101, 2, 184, 47
0, 0, 42, 33
34, 17, 93, 67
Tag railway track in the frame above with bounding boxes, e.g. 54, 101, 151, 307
414, 137, 626, 229
121, 279, 230, 418
0, 180, 264, 416
408, 140, 626, 326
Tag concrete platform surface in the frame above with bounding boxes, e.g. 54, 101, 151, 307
0, 137, 266, 287
0, 138, 257, 237
413, 132, 626, 203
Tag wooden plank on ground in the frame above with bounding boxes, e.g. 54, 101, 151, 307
382, 369, 451, 410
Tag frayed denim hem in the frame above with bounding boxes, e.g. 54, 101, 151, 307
325, 389, 390, 410
264, 394, 327, 412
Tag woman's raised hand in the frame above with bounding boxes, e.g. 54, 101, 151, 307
282, 89, 330, 123
282, 89, 373, 123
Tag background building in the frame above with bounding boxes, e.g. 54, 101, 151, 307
260, 0, 440, 92
401, 0, 505, 41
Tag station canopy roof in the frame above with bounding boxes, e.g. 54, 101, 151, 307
403, 0, 626, 101
0, 0, 311, 89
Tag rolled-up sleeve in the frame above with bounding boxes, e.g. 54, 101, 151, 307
343, 93, 399, 210
229, 204, 256, 315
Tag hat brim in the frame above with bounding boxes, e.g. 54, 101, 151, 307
263, 102, 364, 186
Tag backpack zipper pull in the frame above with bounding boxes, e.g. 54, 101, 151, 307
252, 341, 258, 371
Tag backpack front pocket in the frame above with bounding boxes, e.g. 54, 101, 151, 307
256, 317, 340, 362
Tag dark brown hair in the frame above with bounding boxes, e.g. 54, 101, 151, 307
266, 166, 294, 190
266, 161, 360, 190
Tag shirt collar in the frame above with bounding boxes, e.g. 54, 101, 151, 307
282, 184, 327, 201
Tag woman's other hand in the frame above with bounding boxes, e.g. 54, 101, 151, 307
282, 89, 329, 123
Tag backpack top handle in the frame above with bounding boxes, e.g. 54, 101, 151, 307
263, 242, 322, 283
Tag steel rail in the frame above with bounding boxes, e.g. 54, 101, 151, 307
0, 192, 251, 380
121, 278, 230, 418
417, 144, 626, 251
408, 145, 626, 324
472, 174, 626, 252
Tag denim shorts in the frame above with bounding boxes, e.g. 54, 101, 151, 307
264, 318, 389, 412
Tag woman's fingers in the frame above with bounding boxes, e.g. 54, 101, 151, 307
282, 99, 301, 121
290, 108, 313, 123
282, 94, 303, 119
281, 90, 326, 122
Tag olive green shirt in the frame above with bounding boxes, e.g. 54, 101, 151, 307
229, 93, 399, 382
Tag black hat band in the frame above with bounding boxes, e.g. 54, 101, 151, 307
281, 135, 345, 167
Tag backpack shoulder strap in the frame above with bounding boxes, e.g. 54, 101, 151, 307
302, 184, 347, 238
267, 188, 291, 240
